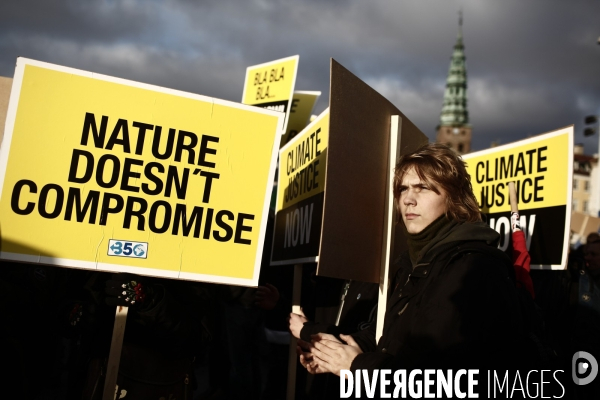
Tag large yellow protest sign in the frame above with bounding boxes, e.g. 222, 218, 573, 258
0, 58, 283, 286
271, 109, 328, 265
462, 127, 573, 269
242, 56, 298, 132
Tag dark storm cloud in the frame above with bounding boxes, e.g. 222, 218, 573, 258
0, 0, 159, 44
0, 0, 599, 153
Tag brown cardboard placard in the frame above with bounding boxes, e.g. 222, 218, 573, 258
317, 59, 427, 283
571, 211, 587, 234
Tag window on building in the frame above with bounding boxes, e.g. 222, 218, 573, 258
584, 201, 589, 213
584, 181, 590, 192
458, 143, 464, 153
573, 179, 578, 190
573, 199, 578, 211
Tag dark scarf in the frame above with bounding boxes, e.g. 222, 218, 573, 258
404, 214, 454, 267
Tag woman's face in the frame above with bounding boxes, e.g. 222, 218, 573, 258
398, 168, 447, 234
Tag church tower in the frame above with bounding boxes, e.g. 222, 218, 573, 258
436, 13, 472, 154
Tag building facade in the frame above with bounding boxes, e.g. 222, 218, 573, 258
573, 144, 599, 217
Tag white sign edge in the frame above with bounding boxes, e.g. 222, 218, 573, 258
293, 90, 322, 96
247, 111, 285, 284
270, 256, 319, 267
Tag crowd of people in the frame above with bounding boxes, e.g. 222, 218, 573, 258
1, 143, 599, 399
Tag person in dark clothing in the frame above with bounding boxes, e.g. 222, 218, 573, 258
0, 261, 92, 399
80, 272, 213, 400
290, 279, 378, 400
570, 235, 600, 399
300, 143, 524, 384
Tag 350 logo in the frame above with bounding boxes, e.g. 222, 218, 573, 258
107, 240, 148, 259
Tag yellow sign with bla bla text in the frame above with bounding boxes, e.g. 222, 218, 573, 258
462, 127, 573, 269
271, 108, 329, 265
242, 55, 299, 132
0, 58, 284, 286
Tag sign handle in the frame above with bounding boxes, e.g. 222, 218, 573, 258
102, 305, 129, 400
286, 264, 303, 400
334, 280, 351, 326
509, 181, 519, 214
376, 115, 401, 341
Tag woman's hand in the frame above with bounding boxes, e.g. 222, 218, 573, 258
297, 339, 328, 374
309, 333, 363, 376
289, 308, 308, 339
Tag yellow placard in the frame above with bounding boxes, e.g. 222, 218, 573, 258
0, 58, 283, 286
276, 109, 328, 212
271, 109, 328, 265
242, 55, 298, 107
281, 91, 320, 148
462, 128, 573, 214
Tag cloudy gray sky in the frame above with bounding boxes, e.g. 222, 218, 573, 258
1, 0, 599, 153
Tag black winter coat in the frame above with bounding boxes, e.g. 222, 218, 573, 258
350, 223, 523, 372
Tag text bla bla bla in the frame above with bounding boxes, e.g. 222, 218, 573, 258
254, 67, 285, 101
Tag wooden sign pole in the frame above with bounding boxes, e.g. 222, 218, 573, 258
509, 181, 519, 214
102, 305, 129, 400
286, 263, 303, 400
376, 115, 400, 341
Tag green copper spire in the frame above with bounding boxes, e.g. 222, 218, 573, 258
440, 12, 469, 127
